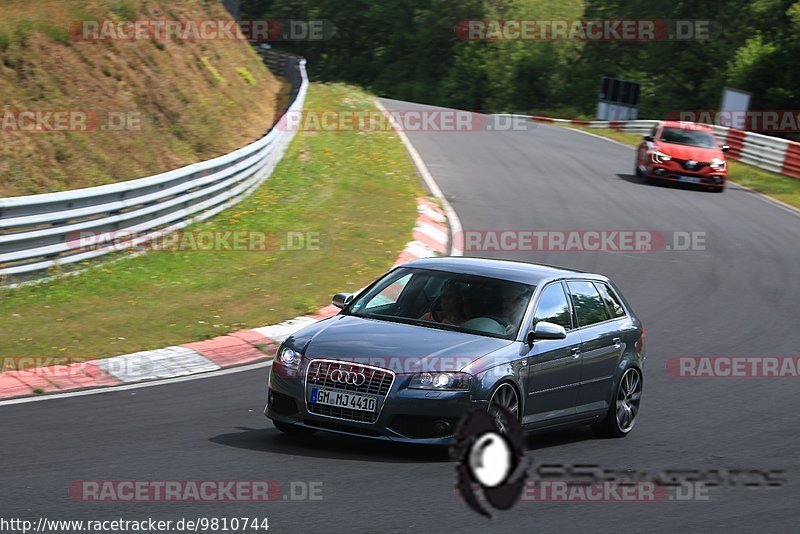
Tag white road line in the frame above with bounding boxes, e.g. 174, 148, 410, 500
375, 98, 464, 256
0, 361, 272, 407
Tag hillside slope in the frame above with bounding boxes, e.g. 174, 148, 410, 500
0, 0, 281, 197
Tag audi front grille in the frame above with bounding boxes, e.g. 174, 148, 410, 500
305, 359, 395, 424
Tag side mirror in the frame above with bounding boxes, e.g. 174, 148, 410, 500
721, 145, 730, 152
526, 321, 567, 343
644, 135, 654, 142
332, 292, 354, 309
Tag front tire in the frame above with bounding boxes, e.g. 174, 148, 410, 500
710, 183, 726, 193
634, 157, 643, 177
488, 382, 520, 434
272, 420, 316, 436
591, 367, 642, 438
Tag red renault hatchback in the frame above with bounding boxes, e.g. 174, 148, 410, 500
635, 121, 730, 192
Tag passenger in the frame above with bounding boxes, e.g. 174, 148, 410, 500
498, 284, 530, 325
420, 280, 469, 325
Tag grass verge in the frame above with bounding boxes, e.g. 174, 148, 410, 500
563, 125, 800, 209
0, 83, 425, 360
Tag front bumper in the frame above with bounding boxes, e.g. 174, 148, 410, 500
645, 164, 726, 188
265, 363, 484, 445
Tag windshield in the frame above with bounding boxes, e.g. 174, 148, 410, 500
659, 127, 717, 148
346, 267, 534, 340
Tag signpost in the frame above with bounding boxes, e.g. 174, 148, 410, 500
598, 77, 641, 120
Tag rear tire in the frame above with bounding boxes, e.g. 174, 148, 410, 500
273, 420, 316, 436
591, 366, 642, 438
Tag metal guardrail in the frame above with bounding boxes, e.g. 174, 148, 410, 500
520, 115, 800, 181
0, 55, 308, 285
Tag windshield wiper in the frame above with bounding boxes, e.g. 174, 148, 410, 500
347, 313, 512, 339
348, 312, 460, 331
346, 310, 377, 319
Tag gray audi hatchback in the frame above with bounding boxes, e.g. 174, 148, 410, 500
266, 257, 645, 445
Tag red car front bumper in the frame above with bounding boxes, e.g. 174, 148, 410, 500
645, 162, 726, 189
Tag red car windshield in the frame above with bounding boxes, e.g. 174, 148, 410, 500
659, 127, 717, 149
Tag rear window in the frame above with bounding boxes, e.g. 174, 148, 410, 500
596, 282, 626, 318
567, 281, 611, 327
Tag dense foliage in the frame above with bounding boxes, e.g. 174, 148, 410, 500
241, 0, 800, 123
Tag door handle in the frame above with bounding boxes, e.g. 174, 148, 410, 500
613, 337, 622, 347
571, 346, 581, 359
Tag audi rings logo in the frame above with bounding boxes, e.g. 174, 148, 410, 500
329, 369, 367, 386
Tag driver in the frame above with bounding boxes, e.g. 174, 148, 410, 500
420, 279, 469, 325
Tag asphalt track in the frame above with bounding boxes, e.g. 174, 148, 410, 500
2, 99, 799, 532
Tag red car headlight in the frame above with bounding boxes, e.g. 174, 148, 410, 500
650, 151, 672, 164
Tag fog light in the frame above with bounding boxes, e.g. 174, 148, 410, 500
433, 420, 452, 435
268, 390, 274, 408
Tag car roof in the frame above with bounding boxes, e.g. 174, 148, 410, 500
400, 256, 602, 286
659, 120, 715, 132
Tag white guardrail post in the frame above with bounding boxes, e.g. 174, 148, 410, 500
0, 56, 308, 285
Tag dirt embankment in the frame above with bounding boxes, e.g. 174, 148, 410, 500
0, 0, 282, 197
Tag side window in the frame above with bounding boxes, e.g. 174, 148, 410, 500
533, 283, 573, 330
650, 125, 658, 139
363, 273, 412, 310
567, 281, 611, 327
596, 282, 626, 318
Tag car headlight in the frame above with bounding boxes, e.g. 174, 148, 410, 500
278, 346, 302, 367
409, 372, 471, 391
651, 151, 672, 164
710, 158, 726, 170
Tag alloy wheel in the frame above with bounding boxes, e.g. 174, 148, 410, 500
615, 368, 642, 433
488, 383, 519, 434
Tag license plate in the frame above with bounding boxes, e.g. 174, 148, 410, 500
310, 387, 378, 412
678, 175, 701, 184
